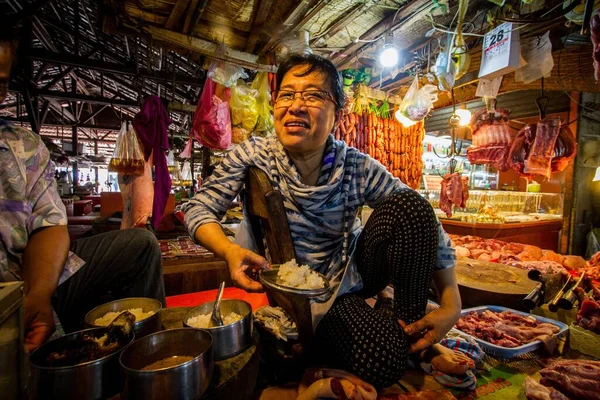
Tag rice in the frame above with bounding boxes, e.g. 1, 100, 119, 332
277, 259, 325, 290
94, 308, 155, 326
187, 311, 243, 328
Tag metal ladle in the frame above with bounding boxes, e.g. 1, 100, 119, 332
211, 281, 225, 327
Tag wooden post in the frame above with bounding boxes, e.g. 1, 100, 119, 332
189, 137, 195, 197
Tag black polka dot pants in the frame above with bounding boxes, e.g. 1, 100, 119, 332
314, 190, 438, 388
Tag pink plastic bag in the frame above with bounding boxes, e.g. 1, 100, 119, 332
191, 78, 232, 150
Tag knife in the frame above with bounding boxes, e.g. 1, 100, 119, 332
548, 275, 572, 313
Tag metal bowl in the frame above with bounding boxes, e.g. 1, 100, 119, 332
119, 328, 213, 400
259, 268, 330, 297
29, 327, 135, 400
85, 297, 162, 339
183, 299, 252, 360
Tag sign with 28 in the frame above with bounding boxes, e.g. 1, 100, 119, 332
479, 22, 521, 79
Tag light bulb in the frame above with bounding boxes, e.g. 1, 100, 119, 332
594, 166, 600, 182
455, 108, 471, 126
395, 109, 417, 127
379, 45, 398, 67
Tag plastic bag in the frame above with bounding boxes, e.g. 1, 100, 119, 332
586, 228, 600, 259
251, 72, 274, 135
108, 122, 145, 175
230, 80, 259, 144
179, 161, 192, 187
191, 78, 232, 150
431, 48, 456, 91
399, 76, 438, 122
207, 60, 248, 88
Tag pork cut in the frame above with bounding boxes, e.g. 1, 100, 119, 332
576, 298, 600, 334
467, 108, 513, 171
592, 9, 600, 82
439, 172, 469, 218
509, 118, 576, 179
523, 376, 568, 400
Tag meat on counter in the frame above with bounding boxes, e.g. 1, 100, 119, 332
439, 172, 469, 218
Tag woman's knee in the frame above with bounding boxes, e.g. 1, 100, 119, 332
368, 189, 437, 233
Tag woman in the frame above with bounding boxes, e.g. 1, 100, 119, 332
184, 54, 462, 388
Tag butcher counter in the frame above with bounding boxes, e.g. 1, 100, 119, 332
439, 219, 563, 252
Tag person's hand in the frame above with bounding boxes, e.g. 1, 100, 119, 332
24, 293, 56, 352
224, 244, 269, 292
404, 307, 460, 353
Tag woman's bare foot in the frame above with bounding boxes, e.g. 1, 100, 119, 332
423, 344, 475, 375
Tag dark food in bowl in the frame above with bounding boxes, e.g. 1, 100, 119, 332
45, 312, 135, 367
141, 355, 195, 371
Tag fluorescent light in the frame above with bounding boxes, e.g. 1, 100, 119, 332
594, 166, 600, 182
379, 45, 399, 67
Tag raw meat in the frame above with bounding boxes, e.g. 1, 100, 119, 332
524, 118, 561, 178
583, 251, 600, 280
467, 108, 513, 171
576, 298, 600, 334
439, 173, 469, 218
507, 261, 568, 276
509, 119, 577, 179
592, 9, 600, 82
455, 310, 560, 352
540, 369, 600, 400
523, 376, 568, 400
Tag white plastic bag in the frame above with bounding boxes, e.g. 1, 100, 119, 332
400, 76, 438, 122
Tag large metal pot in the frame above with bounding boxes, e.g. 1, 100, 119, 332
120, 328, 213, 400
85, 297, 162, 339
184, 299, 252, 360
29, 327, 135, 400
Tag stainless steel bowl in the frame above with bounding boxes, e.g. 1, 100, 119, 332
29, 327, 135, 400
119, 328, 213, 400
184, 299, 252, 360
85, 297, 162, 338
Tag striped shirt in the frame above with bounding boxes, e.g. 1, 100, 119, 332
184, 135, 455, 300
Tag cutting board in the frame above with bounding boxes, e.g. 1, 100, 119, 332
455, 258, 537, 311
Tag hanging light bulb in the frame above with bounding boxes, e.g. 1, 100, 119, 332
395, 109, 416, 127
594, 166, 600, 182
455, 104, 471, 127
379, 44, 399, 67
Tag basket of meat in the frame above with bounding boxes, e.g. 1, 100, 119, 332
454, 305, 569, 359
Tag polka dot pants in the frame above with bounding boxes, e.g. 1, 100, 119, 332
314, 190, 438, 388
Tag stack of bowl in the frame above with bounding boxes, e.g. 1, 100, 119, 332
84, 297, 163, 338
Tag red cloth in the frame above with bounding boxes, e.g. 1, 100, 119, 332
133, 96, 171, 229
166, 287, 270, 311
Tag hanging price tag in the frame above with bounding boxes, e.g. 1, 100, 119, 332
476, 76, 503, 98
478, 22, 521, 79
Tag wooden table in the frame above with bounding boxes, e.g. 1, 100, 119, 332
162, 307, 260, 400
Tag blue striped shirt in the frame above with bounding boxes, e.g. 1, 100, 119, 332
184, 135, 455, 300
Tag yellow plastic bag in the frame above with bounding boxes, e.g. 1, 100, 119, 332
229, 81, 258, 144
251, 72, 274, 135
108, 122, 145, 175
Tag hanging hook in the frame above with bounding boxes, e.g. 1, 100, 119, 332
536, 77, 548, 119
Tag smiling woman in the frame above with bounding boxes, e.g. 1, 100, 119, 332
184, 53, 460, 389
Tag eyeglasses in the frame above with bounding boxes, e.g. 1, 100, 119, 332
272, 90, 337, 108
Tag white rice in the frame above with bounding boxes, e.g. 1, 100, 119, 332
187, 311, 243, 328
277, 259, 325, 290
94, 308, 155, 326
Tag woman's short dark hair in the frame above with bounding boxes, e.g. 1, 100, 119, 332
276, 53, 346, 111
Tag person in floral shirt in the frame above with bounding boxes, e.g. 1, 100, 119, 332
0, 33, 165, 351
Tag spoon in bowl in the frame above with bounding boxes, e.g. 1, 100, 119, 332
211, 281, 225, 327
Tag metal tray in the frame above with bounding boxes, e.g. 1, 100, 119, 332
259, 267, 330, 297
454, 305, 569, 359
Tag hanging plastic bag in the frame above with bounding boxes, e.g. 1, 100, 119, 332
230, 81, 259, 144
207, 57, 248, 88
167, 150, 179, 174
108, 122, 145, 175
180, 161, 192, 187
191, 78, 232, 150
399, 76, 438, 122
251, 72, 274, 135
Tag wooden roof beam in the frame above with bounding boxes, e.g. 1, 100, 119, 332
257, 0, 322, 56
245, 0, 275, 53
142, 26, 277, 72
166, 0, 191, 30
187, 0, 210, 35
310, 1, 374, 46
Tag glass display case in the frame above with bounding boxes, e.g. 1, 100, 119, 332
418, 190, 564, 224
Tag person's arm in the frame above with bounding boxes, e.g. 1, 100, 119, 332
404, 268, 461, 353
22, 225, 69, 351
184, 139, 267, 291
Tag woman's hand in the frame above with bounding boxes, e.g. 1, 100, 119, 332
224, 244, 269, 292
404, 306, 460, 353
